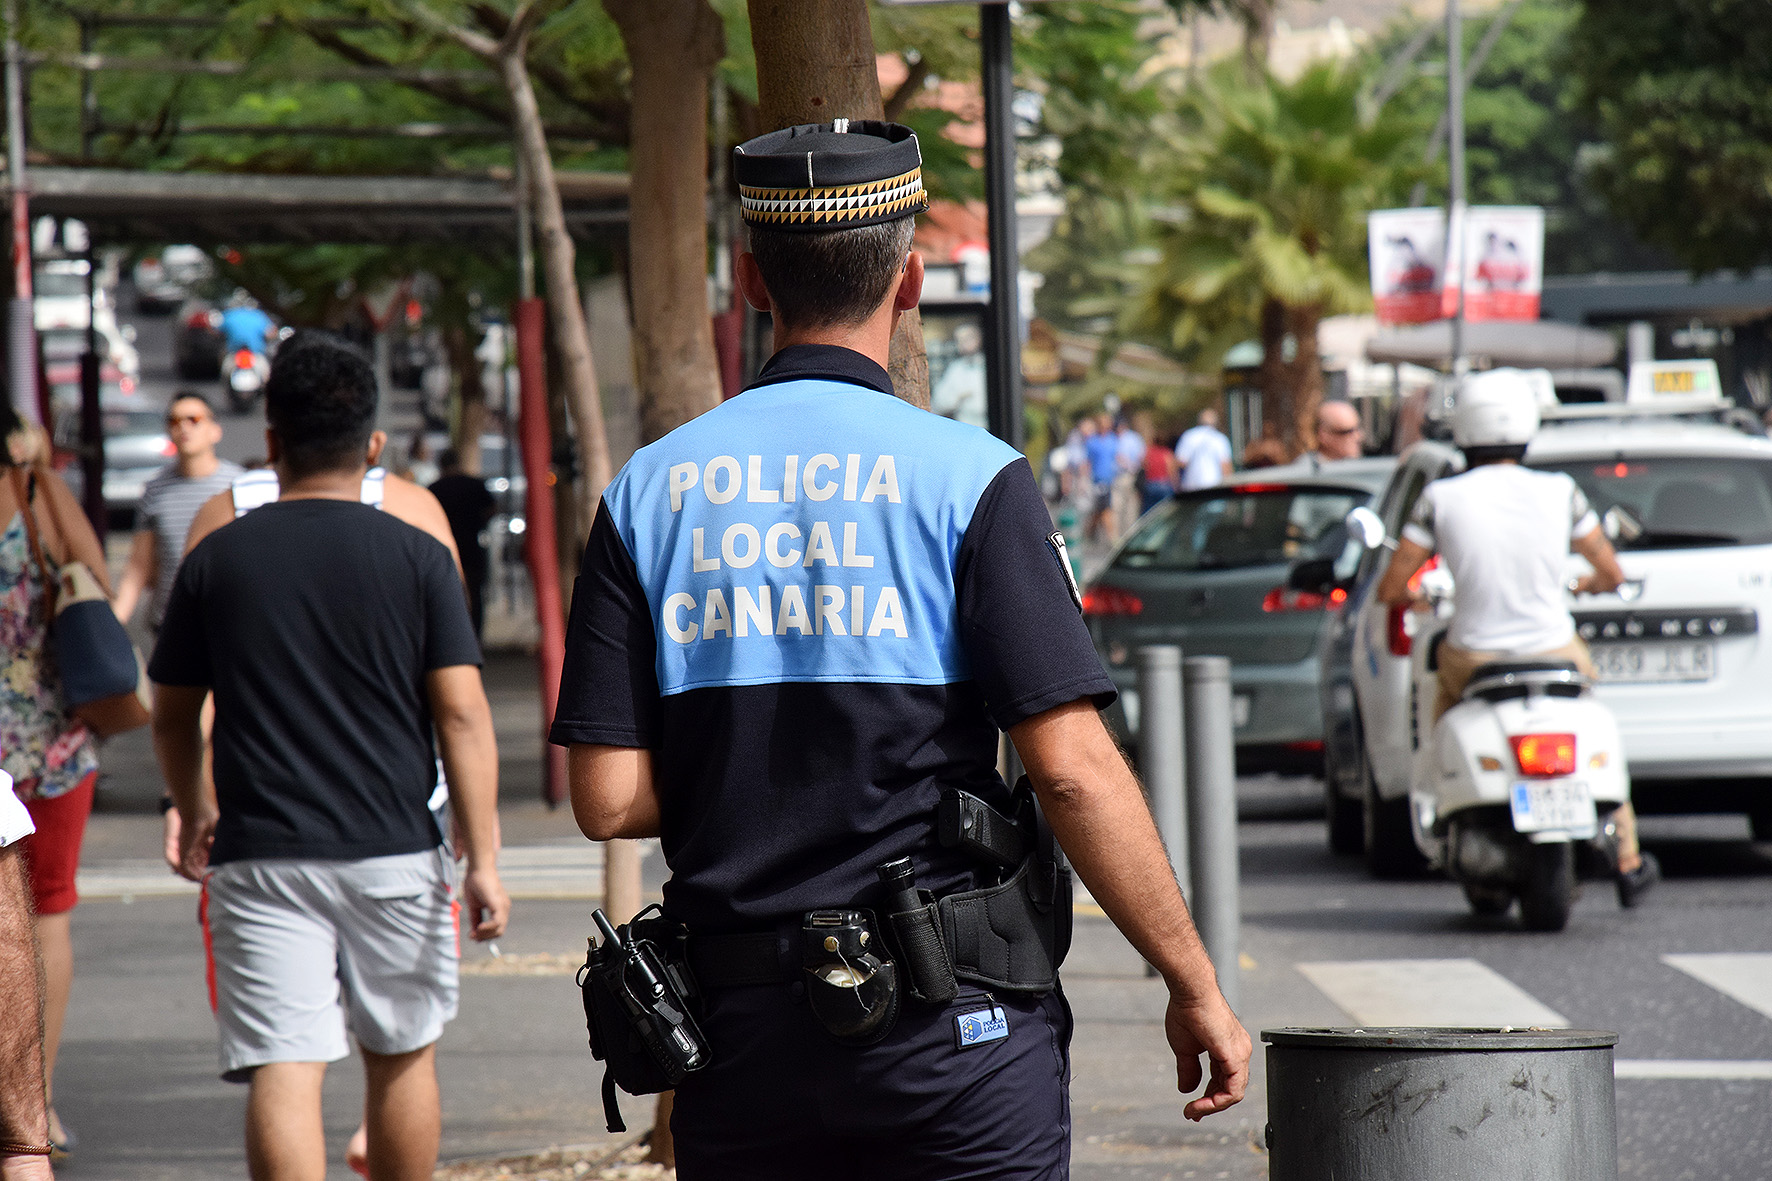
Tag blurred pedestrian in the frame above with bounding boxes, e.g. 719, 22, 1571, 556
1175, 407, 1233, 490
1084, 411, 1121, 540
1240, 421, 1290, 470
1311, 400, 1365, 462
0, 404, 109, 1161
428, 449, 495, 640
149, 335, 508, 1180
1112, 417, 1147, 537
1, 774, 55, 1179
1142, 432, 1178, 513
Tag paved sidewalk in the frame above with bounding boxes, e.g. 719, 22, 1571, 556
62, 648, 1280, 1179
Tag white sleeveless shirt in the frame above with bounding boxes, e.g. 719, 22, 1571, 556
232, 466, 387, 517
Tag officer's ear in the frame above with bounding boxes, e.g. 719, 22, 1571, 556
736, 252, 774, 314
892, 250, 924, 313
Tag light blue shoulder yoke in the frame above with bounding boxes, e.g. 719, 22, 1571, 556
603, 379, 1023, 695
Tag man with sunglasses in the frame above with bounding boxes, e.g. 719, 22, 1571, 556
1311, 399, 1366, 462
115, 392, 242, 632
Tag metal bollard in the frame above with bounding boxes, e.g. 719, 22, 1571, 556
1183, 656, 1239, 1011
1263, 1027, 1619, 1180
1135, 646, 1190, 906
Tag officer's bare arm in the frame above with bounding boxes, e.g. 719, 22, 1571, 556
428, 665, 509, 940
1010, 699, 1251, 1120
1375, 538, 1433, 607
1571, 527, 1625, 595
0, 844, 54, 1178
567, 745, 661, 841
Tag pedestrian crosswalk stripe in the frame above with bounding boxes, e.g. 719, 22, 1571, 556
1615, 1060, 1772, 1080
1296, 958, 1571, 1029
1662, 954, 1772, 1022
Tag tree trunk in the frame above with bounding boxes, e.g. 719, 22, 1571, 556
1239, 0, 1276, 79
1254, 297, 1290, 455
442, 319, 487, 475
745, 0, 930, 407
604, 0, 727, 443
1286, 303, 1325, 457
499, 51, 614, 517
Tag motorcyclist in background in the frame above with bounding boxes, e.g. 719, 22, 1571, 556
1375, 368, 1661, 907
218, 290, 275, 357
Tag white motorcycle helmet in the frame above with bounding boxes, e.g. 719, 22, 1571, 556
1451, 367, 1548, 451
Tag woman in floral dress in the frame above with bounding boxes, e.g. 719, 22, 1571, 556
0, 407, 109, 1157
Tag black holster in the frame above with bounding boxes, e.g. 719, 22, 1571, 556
935, 779, 1074, 995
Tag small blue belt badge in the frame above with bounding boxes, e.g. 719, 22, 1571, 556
954, 1004, 1009, 1049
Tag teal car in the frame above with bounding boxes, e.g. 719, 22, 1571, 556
1083, 458, 1396, 774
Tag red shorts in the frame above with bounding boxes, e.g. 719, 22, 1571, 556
19, 771, 97, 915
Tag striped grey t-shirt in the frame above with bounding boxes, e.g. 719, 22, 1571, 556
139, 459, 243, 628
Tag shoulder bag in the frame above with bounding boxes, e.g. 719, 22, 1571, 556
10, 466, 150, 737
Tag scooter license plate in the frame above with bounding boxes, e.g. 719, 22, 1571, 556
1510, 780, 1595, 833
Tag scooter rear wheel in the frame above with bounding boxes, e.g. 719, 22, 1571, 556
1462, 884, 1513, 917
1518, 842, 1576, 932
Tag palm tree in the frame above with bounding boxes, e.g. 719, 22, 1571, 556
1128, 62, 1427, 453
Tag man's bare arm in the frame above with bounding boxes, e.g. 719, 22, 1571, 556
567, 745, 662, 841
1375, 537, 1433, 608
152, 683, 215, 881
1571, 527, 1625, 595
1009, 700, 1251, 1120
0, 845, 53, 1178
426, 665, 508, 940
112, 529, 156, 624
183, 491, 235, 557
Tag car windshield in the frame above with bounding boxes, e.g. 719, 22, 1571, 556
1536, 456, 1772, 549
1114, 485, 1367, 571
35, 270, 88, 299
103, 410, 166, 437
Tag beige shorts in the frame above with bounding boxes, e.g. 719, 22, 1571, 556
1434, 636, 1595, 724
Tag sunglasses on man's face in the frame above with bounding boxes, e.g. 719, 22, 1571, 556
1321, 425, 1362, 437
167, 414, 211, 428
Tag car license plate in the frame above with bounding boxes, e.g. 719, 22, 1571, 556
1232, 694, 1251, 728
1510, 779, 1595, 833
1589, 641, 1714, 683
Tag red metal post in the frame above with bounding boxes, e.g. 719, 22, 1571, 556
514, 297, 568, 807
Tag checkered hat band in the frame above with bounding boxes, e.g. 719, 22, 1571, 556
739, 169, 927, 226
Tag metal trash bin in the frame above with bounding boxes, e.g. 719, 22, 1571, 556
1263, 1027, 1618, 1181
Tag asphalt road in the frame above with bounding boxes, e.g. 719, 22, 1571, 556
64, 296, 1772, 1179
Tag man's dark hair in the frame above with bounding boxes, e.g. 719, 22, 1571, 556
747, 218, 915, 330
168, 390, 215, 417
265, 332, 378, 478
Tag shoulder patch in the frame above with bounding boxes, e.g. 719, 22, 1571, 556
1047, 531, 1083, 611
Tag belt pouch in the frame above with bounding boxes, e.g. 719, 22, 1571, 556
887, 899, 958, 1005
580, 913, 707, 1133
802, 909, 900, 1045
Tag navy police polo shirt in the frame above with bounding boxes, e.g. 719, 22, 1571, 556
551, 344, 1114, 933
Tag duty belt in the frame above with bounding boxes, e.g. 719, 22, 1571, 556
685, 781, 1072, 997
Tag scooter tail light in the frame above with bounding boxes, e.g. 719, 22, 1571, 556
1510, 733, 1577, 778
234, 348, 255, 367
1386, 603, 1411, 656
1081, 585, 1143, 616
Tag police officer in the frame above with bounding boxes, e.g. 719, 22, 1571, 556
553, 119, 1249, 1179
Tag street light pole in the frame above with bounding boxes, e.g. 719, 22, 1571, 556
1446, 0, 1467, 378
5, 0, 35, 425
980, 2, 1022, 449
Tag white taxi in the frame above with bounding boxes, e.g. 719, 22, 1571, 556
1335, 365, 1772, 874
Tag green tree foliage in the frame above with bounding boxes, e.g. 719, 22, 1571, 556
1126, 62, 1426, 449
1568, 0, 1772, 274
1371, 0, 1668, 275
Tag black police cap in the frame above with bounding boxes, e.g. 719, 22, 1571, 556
734, 118, 929, 232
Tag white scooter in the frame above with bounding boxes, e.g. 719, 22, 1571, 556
1347, 506, 1629, 931
223, 346, 271, 413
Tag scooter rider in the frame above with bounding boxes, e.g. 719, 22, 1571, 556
219, 290, 275, 358
1375, 368, 1661, 906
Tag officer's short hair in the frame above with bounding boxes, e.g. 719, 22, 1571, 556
265, 331, 378, 478
748, 218, 915, 331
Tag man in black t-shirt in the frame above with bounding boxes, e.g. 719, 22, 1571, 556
553, 121, 1248, 1179
150, 334, 508, 1181
429, 448, 496, 638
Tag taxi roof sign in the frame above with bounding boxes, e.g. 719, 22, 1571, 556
1627, 359, 1723, 404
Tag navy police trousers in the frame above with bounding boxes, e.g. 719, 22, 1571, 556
673, 980, 1073, 1180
